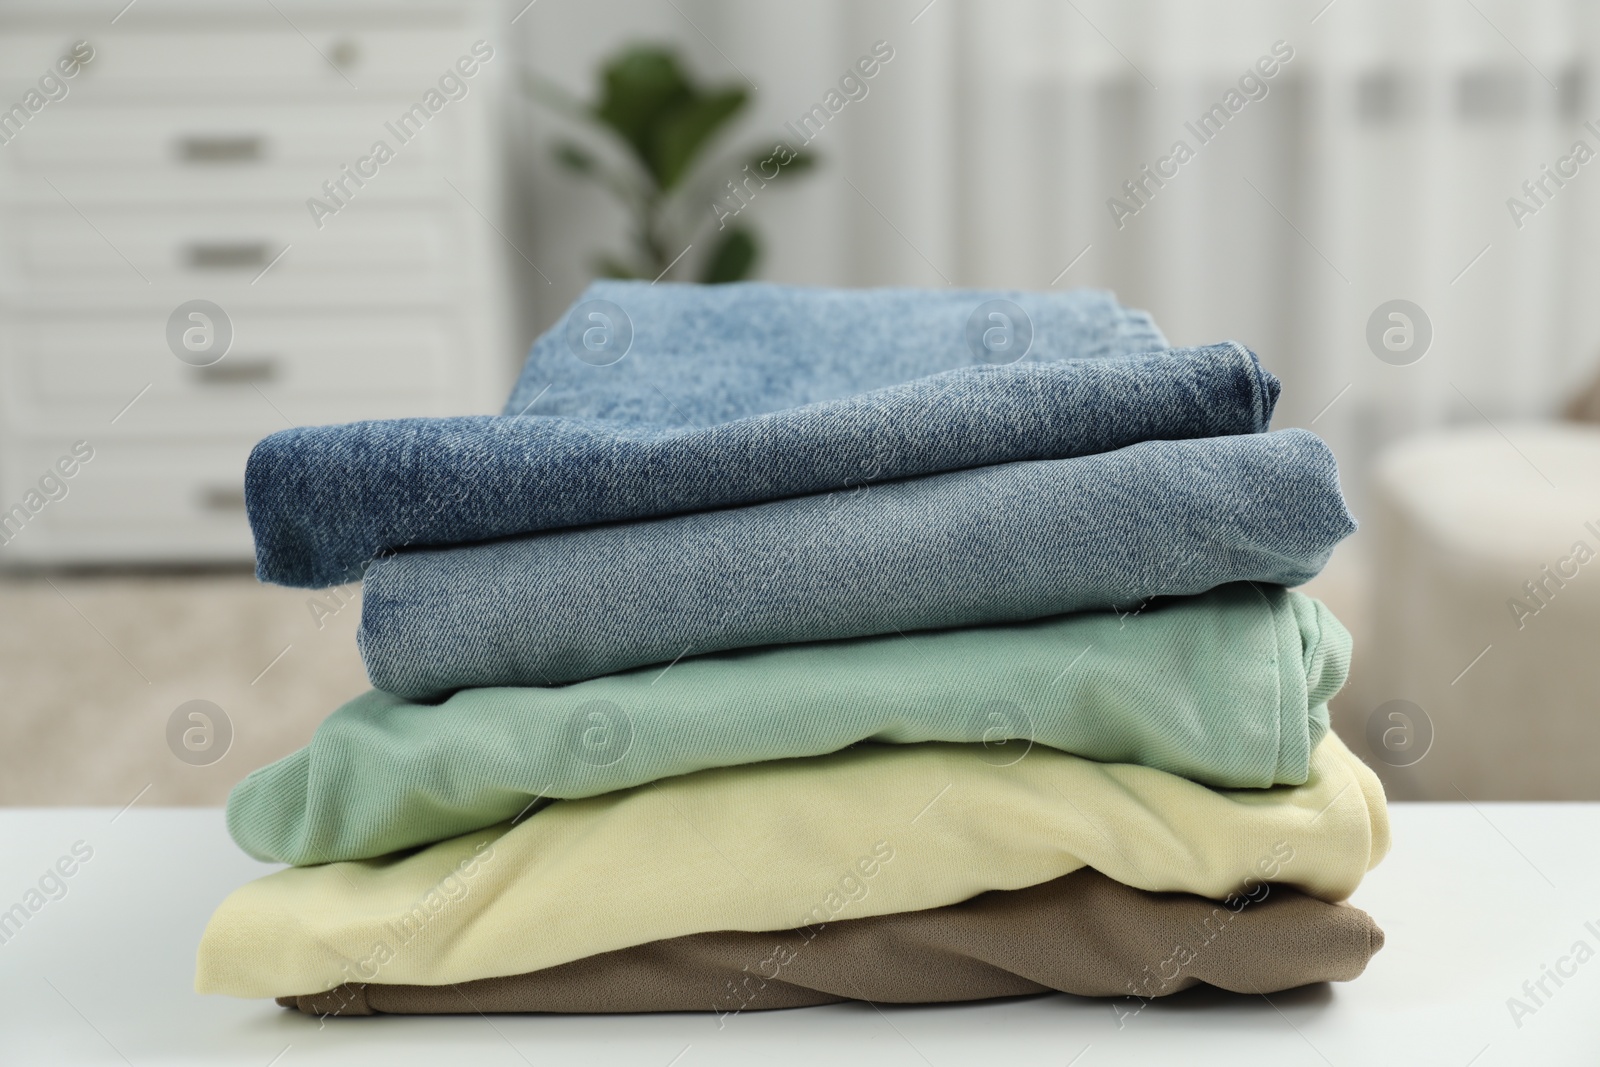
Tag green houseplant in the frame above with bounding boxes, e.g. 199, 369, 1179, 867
525, 44, 816, 283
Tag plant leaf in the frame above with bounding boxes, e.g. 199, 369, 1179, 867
772, 149, 819, 177
593, 47, 694, 176
553, 140, 598, 174
654, 88, 748, 191
594, 254, 646, 280
700, 227, 758, 284
743, 147, 820, 181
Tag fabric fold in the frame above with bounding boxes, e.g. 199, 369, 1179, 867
241, 282, 1297, 589
196, 733, 1388, 998
357, 428, 1355, 697
230, 583, 1347, 867
275, 868, 1384, 1016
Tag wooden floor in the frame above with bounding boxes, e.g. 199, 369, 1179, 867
0, 568, 368, 806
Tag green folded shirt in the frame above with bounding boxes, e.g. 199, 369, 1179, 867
228, 582, 1347, 866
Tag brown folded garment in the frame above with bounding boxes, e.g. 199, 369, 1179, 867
278, 869, 1382, 1017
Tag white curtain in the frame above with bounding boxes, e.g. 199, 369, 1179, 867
513, 0, 1600, 506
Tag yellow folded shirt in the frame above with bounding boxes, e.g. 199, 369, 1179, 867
197, 735, 1388, 998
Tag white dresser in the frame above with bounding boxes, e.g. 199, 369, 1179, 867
0, 0, 515, 565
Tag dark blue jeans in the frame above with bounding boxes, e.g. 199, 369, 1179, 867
243, 282, 1284, 587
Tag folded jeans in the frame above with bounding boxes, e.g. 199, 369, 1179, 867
243, 282, 1288, 589
358, 428, 1355, 697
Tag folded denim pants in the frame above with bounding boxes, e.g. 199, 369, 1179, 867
358, 428, 1355, 697
243, 283, 1293, 588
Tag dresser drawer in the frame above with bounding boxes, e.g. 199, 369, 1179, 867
0, 438, 254, 564
95, 26, 488, 88
0, 23, 493, 96
10, 202, 456, 286
3, 104, 451, 175
4, 310, 477, 435
0, 4, 505, 570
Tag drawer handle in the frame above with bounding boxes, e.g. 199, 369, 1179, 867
329, 39, 361, 70
196, 486, 247, 512
192, 357, 279, 385
185, 241, 270, 270
177, 135, 264, 163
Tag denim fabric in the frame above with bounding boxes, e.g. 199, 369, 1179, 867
358, 429, 1355, 698
244, 283, 1289, 589
502, 281, 1171, 422
233, 585, 1346, 866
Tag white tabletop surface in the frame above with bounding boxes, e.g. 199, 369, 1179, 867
0, 803, 1596, 1066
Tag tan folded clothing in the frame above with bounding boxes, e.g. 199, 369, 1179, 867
276, 869, 1383, 1017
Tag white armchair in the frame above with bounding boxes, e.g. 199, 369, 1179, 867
1349, 423, 1600, 799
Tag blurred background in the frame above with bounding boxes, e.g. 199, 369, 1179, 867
5, 0, 1599, 807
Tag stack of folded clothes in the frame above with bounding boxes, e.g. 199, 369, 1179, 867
197, 282, 1390, 1019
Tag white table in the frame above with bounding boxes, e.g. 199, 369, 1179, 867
0, 804, 1595, 1065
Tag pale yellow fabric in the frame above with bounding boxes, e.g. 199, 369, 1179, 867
197, 735, 1388, 998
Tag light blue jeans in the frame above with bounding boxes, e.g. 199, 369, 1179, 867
358, 429, 1355, 698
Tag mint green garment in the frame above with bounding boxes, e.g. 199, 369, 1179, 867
228, 583, 1347, 866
